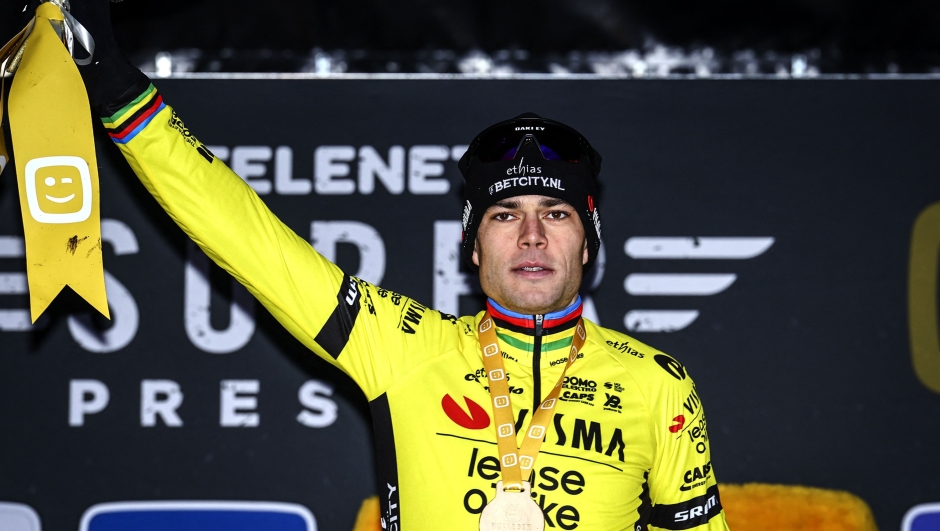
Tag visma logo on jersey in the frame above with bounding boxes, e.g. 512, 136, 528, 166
909, 202, 940, 394
442, 394, 491, 430
80, 501, 316, 531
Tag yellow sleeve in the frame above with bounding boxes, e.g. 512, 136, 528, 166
646, 364, 730, 530
103, 85, 447, 399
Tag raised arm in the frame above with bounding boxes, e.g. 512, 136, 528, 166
72, 0, 448, 399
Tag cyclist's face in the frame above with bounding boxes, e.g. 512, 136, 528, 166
473, 195, 587, 315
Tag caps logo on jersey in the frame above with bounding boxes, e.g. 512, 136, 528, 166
441, 394, 490, 430
79, 501, 316, 531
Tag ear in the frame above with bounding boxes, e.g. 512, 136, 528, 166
582, 238, 589, 265
472, 238, 481, 266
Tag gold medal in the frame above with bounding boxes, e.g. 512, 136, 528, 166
479, 481, 544, 531
476, 314, 587, 531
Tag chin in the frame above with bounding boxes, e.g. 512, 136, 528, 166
504, 291, 563, 315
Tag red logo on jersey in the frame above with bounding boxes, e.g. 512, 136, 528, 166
442, 394, 490, 430
669, 415, 686, 433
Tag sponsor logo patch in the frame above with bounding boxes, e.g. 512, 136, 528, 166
669, 415, 686, 433
80, 501, 316, 531
903, 503, 940, 531
655, 354, 687, 381
442, 394, 490, 430
168, 111, 215, 163
681, 461, 712, 492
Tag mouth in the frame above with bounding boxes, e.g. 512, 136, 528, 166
513, 262, 553, 278
45, 194, 76, 204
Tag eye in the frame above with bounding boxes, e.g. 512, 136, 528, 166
545, 210, 571, 220
493, 212, 516, 222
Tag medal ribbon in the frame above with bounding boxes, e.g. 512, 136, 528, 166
0, 2, 108, 321
478, 312, 587, 491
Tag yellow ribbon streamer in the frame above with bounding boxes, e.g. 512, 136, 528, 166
1, 2, 108, 321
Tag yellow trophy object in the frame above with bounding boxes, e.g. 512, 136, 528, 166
0, 0, 109, 321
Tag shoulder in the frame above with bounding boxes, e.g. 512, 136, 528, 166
583, 320, 696, 396
356, 279, 468, 340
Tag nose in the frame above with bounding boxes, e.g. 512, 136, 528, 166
518, 214, 547, 249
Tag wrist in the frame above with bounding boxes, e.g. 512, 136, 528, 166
78, 49, 151, 117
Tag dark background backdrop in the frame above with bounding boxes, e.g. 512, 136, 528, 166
2, 1, 940, 530
1, 78, 939, 530
5, 0, 940, 73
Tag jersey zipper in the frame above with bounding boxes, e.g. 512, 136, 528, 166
533, 314, 543, 412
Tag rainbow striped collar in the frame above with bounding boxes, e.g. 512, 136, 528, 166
486, 296, 583, 335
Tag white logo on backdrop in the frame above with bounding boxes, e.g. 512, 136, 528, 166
79, 501, 316, 531
0, 502, 41, 531
623, 237, 775, 332
209, 144, 468, 196
902, 503, 940, 531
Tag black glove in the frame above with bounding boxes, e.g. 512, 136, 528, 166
67, 0, 149, 116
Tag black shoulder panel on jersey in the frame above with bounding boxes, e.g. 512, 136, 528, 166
371, 393, 402, 529
648, 485, 722, 530
314, 275, 362, 359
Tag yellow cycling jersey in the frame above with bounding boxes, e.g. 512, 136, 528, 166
102, 83, 730, 531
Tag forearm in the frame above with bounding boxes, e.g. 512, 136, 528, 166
104, 86, 344, 357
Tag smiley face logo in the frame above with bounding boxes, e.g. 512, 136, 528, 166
25, 156, 93, 224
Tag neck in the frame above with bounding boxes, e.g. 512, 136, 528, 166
486, 296, 583, 335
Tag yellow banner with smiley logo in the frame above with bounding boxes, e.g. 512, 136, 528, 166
0, 2, 108, 322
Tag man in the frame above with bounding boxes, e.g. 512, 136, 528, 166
51, 1, 730, 528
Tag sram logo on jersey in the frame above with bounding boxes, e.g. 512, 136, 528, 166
648, 485, 723, 530
675, 494, 719, 522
